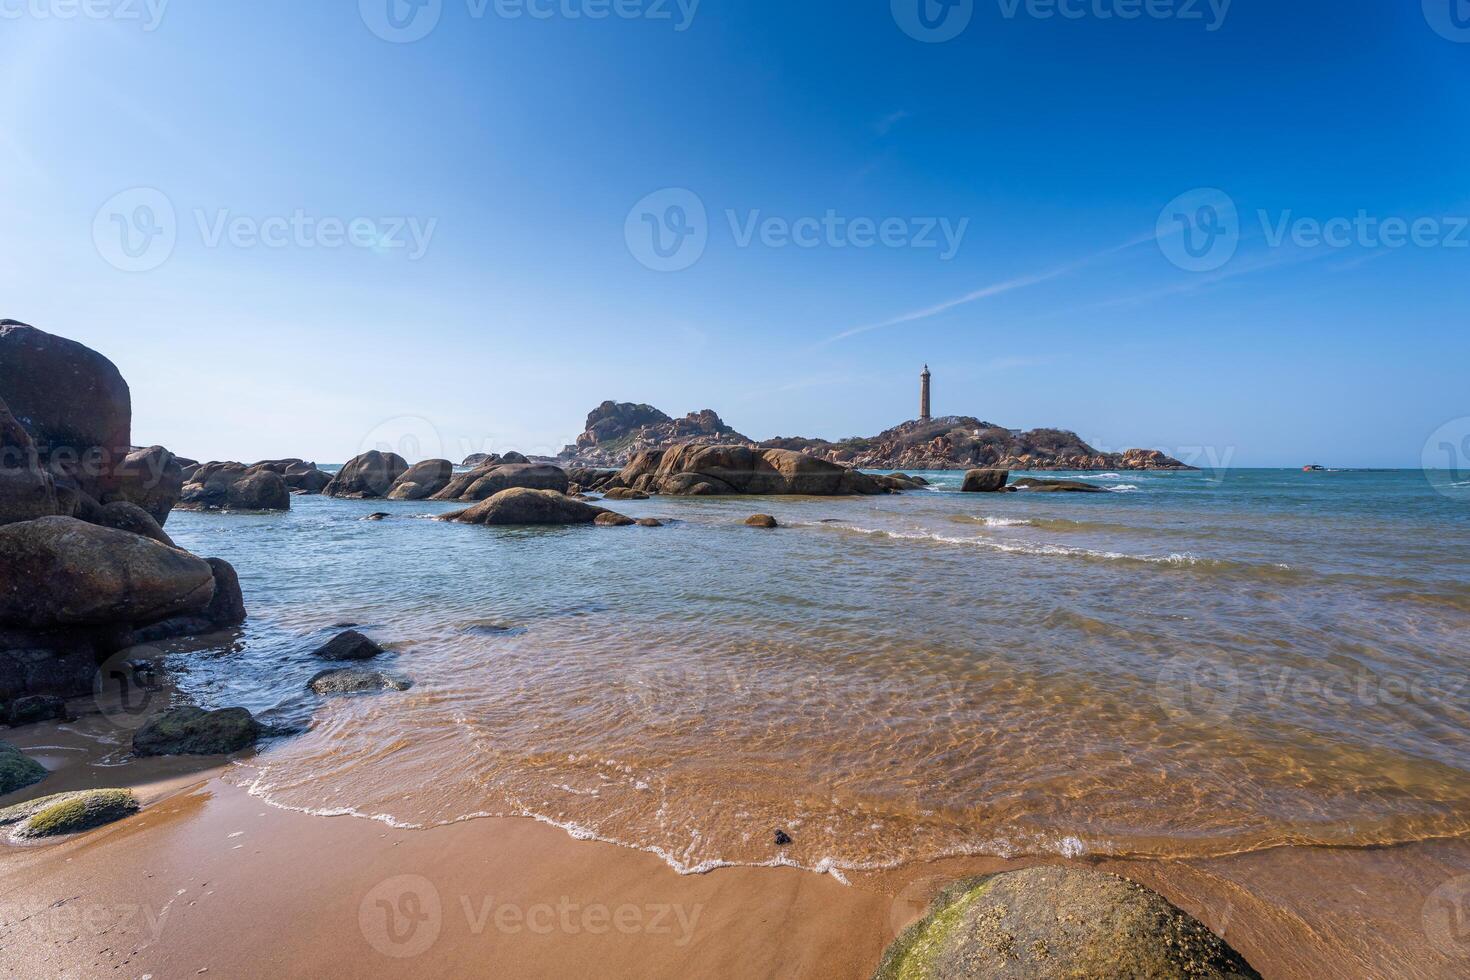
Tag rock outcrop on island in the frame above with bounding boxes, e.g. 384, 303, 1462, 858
764, 417, 1191, 472
605, 446, 887, 496
561, 401, 751, 467
0, 322, 250, 715
875, 867, 1260, 980
560, 398, 1190, 472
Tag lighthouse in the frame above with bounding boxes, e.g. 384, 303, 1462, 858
920, 365, 932, 422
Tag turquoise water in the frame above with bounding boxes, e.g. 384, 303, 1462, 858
158, 469, 1470, 876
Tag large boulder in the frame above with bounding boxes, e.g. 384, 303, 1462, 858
0, 321, 131, 499
133, 706, 261, 757
0, 517, 214, 630
1011, 477, 1106, 493
0, 643, 99, 705
616, 446, 885, 496
107, 445, 183, 525
283, 462, 332, 494
441, 488, 609, 526
387, 459, 454, 500
0, 396, 57, 526
312, 629, 383, 661
95, 500, 175, 547
875, 868, 1260, 980
961, 468, 1009, 493
127, 557, 247, 642
324, 451, 408, 499
179, 463, 291, 511
431, 463, 570, 502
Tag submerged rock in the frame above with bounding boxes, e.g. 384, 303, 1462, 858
773, 829, 793, 847
5, 694, 66, 727
1, 788, 139, 839
312, 629, 383, 662
636, 518, 663, 528
1011, 477, 1106, 494
441, 488, 609, 527
745, 514, 779, 529
961, 468, 1009, 493
874, 867, 1260, 980
308, 668, 412, 695
133, 706, 262, 757
0, 741, 46, 794
595, 512, 636, 527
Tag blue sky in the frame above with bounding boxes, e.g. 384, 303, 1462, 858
2, 0, 1466, 467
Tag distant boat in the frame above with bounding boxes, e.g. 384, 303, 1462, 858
1303, 464, 1326, 472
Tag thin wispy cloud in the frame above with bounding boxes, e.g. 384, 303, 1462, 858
821, 232, 1154, 346
875, 110, 912, 136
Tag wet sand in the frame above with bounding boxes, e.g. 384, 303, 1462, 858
4, 719, 1468, 980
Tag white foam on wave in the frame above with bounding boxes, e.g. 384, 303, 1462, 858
1095, 473, 1123, 479
1106, 484, 1140, 493
800, 521, 1221, 568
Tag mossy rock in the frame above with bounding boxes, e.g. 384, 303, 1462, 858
0, 789, 139, 839
133, 706, 262, 757
876, 867, 1260, 980
0, 742, 47, 796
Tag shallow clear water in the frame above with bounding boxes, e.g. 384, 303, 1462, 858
159, 469, 1470, 877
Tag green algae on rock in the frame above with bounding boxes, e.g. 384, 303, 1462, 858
875, 867, 1260, 980
133, 706, 262, 757
0, 788, 138, 839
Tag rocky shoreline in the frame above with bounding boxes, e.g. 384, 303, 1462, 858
559, 401, 1193, 472
0, 320, 1261, 978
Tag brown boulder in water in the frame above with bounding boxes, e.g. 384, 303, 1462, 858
1011, 477, 1106, 493
441, 488, 609, 527
961, 468, 1009, 493
616, 446, 884, 497
595, 512, 636, 527
0, 516, 214, 630
324, 451, 409, 499
745, 514, 779, 529
387, 459, 454, 500
132, 706, 261, 757
431, 463, 570, 502
875, 867, 1260, 980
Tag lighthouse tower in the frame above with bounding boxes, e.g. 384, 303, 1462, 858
920, 365, 932, 422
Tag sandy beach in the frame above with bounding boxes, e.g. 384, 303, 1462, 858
4, 711, 1469, 979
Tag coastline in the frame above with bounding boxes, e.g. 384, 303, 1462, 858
4, 750, 1467, 979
